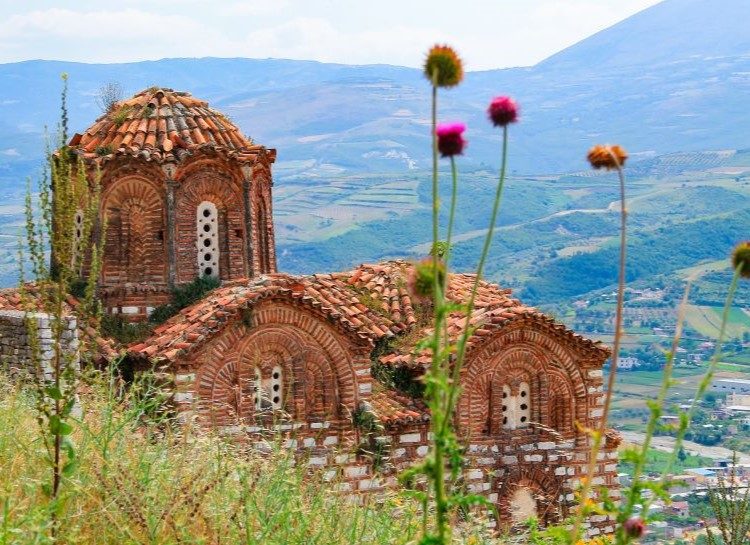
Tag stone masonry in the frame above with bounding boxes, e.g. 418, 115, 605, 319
0, 309, 79, 379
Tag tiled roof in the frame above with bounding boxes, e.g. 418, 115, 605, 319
0, 285, 119, 362
127, 272, 394, 363
127, 260, 608, 366
368, 386, 429, 427
69, 88, 276, 165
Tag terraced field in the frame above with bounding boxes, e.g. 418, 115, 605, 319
274, 177, 420, 243
684, 305, 750, 339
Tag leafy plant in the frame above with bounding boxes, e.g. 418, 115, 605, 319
112, 105, 131, 125
96, 81, 123, 113
95, 144, 113, 156
147, 275, 221, 325
401, 45, 518, 545
20, 73, 105, 538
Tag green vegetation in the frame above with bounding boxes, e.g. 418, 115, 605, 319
99, 276, 221, 346
0, 376, 437, 545
521, 210, 750, 303
618, 447, 713, 476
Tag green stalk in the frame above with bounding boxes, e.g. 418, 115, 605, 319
571, 157, 626, 544
442, 125, 509, 436
618, 281, 691, 544
427, 72, 448, 544
664, 265, 742, 480
443, 157, 458, 270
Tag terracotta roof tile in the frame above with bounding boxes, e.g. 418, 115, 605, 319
368, 386, 429, 427
126, 260, 609, 368
69, 87, 276, 166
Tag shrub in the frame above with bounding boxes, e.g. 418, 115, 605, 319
171, 275, 220, 310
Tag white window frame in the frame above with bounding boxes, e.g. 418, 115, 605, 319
501, 383, 531, 430
196, 201, 219, 279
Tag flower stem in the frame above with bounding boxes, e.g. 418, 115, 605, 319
427, 74, 449, 544
442, 125, 509, 436
665, 265, 742, 480
443, 157, 458, 270
572, 159, 627, 543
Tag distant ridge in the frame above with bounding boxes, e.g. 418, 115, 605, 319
539, 0, 750, 70
0, 0, 749, 180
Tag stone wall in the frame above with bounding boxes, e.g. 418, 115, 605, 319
0, 310, 79, 379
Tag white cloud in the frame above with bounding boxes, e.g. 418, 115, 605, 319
1, 148, 20, 156
0, 1, 663, 69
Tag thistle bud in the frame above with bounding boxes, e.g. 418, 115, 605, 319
424, 45, 464, 88
731, 241, 750, 279
587, 144, 628, 170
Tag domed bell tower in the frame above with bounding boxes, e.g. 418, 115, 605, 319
70, 88, 277, 320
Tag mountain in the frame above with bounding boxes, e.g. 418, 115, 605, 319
1, 0, 749, 185
0, 0, 750, 297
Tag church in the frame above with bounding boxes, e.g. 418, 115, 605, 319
69, 87, 620, 532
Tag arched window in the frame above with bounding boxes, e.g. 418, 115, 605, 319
501, 382, 531, 430
253, 366, 283, 413
196, 201, 219, 278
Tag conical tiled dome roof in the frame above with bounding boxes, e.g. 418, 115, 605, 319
69, 87, 271, 164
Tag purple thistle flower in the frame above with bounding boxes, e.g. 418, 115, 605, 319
487, 96, 519, 127
435, 122, 466, 158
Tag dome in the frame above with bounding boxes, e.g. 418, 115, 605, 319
69, 87, 270, 164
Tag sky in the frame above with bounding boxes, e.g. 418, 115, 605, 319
0, 0, 663, 70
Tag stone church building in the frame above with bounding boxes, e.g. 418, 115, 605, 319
67, 88, 619, 532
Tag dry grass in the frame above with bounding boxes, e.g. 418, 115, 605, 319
0, 374, 501, 545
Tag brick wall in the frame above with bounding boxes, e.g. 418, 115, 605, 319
162, 299, 618, 536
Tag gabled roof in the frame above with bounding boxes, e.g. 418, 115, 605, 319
127, 260, 608, 366
69, 87, 276, 165
128, 271, 399, 363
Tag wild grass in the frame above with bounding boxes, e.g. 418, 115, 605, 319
0, 373, 433, 545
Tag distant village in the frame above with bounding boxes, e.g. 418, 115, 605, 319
570, 286, 750, 372
620, 455, 750, 543
618, 377, 750, 543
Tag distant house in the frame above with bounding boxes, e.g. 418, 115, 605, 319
669, 501, 690, 518
667, 474, 699, 493
685, 467, 717, 484
618, 356, 641, 370
712, 378, 750, 395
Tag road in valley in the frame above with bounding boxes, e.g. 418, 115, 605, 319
620, 431, 750, 464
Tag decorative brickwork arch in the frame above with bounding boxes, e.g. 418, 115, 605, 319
194, 301, 362, 427
176, 170, 245, 282
496, 467, 564, 527
100, 176, 166, 284
548, 368, 577, 435
458, 323, 588, 438
255, 193, 273, 274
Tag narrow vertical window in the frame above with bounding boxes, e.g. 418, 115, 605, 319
271, 365, 283, 409
518, 382, 530, 428
196, 201, 219, 279
502, 385, 512, 430
73, 209, 84, 260
254, 368, 262, 411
